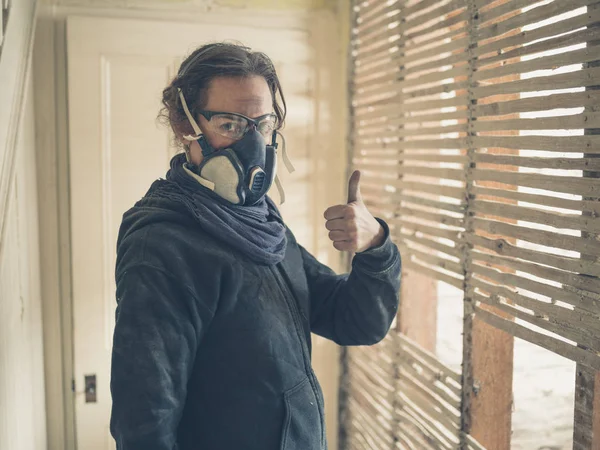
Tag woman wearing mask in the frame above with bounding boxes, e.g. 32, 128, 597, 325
110, 42, 401, 450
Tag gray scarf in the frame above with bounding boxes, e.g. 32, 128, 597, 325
147, 153, 287, 265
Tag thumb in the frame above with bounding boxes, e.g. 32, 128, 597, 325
347, 170, 362, 204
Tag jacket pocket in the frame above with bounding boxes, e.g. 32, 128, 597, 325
280, 377, 322, 450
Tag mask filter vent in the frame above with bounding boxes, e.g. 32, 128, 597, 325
250, 169, 266, 192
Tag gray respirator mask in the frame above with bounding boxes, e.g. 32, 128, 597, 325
178, 89, 294, 206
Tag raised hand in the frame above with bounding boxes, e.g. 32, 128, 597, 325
324, 170, 385, 253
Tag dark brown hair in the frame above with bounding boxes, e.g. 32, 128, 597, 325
159, 42, 287, 142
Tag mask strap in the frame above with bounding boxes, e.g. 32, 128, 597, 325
183, 164, 216, 191
272, 131, 294, 205
276, 131, 295, 174
183, 144, 192, 163
178, 88, 203, 141
274, 175, 286, 205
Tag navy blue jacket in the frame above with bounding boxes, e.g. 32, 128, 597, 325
110, 190, 401, 450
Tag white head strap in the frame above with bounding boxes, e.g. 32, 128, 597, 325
178, 88, 203, 141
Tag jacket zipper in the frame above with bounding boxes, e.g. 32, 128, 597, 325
271, 265, 326, 450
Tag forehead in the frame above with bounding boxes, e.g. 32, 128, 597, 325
203, 76, 273, 117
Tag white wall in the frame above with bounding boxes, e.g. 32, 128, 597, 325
0, 70, 48, 450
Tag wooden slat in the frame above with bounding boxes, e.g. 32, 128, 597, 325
365, 178, 466, 200
403, 259, 464, 289
396, 392, 458, 449
356, 65, 468, 100
465, 433, 486, 450
473, 305, 600, 370
354, 40, 404, 70
364, 127, 452, 142
356, 13, 401, 47
402, 245, 463, 276
398, 205, 463, 227
474, 8, 600, 59
472, 169, 600, 197
399, 233, 463, 259
347, 397, 394, 447
357, 138, 469, 150
473, 87, 600, 118
395, 332, 463, 387
404, 80, 470, 101
404, 10, 469, 42
473, 153, 600, 172
397, 377, 461, 433
467, 232, 600, 278
470, 283, 600, 350
348, 369, 394, 415
396, 344, 463, 394
575, 16, 600, 447
355, 1, 400, 34
357, 19, 402, 52
356, 95, 468, 118
354, 55, 398, 80
349, 346, 394, 377
399, 365, 461, 409
395, 424, 430, 450
355, 152, 467, 165
477, 26, 600, 70
473, 135, 600, 153
469, 280, 600, 346
399, 366, 461, 412
356, 108, 469, 127
398, 371, 461, 427
396, 401, 457, 449
472, 199, 600, 233
473, 216, 600, 256
401, 10, 468, 51
472, 248, 600, 300
347, 372, 394, 415
471, 185, 600, 215
474, 45, 600, 83
473, 67, 600, 98
400, 194, 465, 214
356, 0, 399, 23
352, 41, 399, 71
363, 165, 465, 181
395, 218, 463, 241
475, 0, 596, 42
401, 38, 469, 71
353, 67, 399, 88
348, 354, 395, 391
473, 113, 600, 132
404, 0, 463, 23
355, 26, 400, 57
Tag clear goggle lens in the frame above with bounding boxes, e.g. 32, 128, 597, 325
209, 114, 277, 140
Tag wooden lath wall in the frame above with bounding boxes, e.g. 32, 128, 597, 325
342, 0, 600, 448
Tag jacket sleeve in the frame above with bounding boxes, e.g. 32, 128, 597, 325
303, 219, 401, 346
110, 264, 213, 450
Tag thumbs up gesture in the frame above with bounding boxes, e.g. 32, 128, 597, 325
324, 170, 385, 253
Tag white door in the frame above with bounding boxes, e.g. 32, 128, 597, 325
67, 14, 342, 450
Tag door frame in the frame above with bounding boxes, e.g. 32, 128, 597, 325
34, 5, 347, 450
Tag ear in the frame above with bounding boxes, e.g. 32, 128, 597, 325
174, 121, 201, 145
185, 138, 205, 166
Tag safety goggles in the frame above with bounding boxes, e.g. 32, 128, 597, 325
198, 110, 278, 141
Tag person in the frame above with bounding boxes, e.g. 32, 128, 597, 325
109, 42, 401, 450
